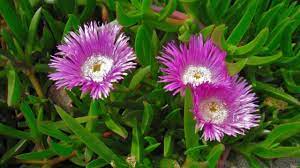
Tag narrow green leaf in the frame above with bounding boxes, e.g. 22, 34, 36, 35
267, 18, 293, 51
0, 123, 31, 139
206, 0, 218, 22
146, 19, 179, 32
18, 0, 34, 24
282, 70, 300, 93
1, 29, 18, 56
25, 7, 42, 61
20, 102, 39, 139
254, 146, 300, 159
257, 2, 284, 31
227, 0, 258, 45
184, 145, 208, 156
141, 101, 153, 134
246, 52, 282, 65
145, 143, 161, 153
142, 0, 152, 13
104, 113, 128, 139
7, 69, 21, 106
184, 88, 199, 160
159, 158, 180, 167
86, 158, 108, 168
86, 100, 100, 132
144, 136, 158, 145
226, 58, 248, 76
116, 2, 142, 27
38, 123, 71, 142
0, 0, 27, 43
244, 155, 264, 168
260, 122, 300, 148
131, 0, 141, 9
207, 144, 225, 168
163, 133, 172, 157
211, 24, 227, 50
80, 0, 96, 22
129, 66, 151, 90
131, 124, 143, 163
84, 148, 93, 163
0, 139, 28, 164
42, 9, 63, 42
280, 24, 295, 57
16, 150, 55, 160
55, 105, 127, 166
50, 141, 73, 157
158, 0, 177, 21
135, 25, 153, 66
43, 116, 97, 130
229, 28, 269, 55
216, 0, 230, 19
29, 0, 40, 7
66, 90, 88, 113
254, 81, 300, 107
64, 14, 80, 35
200, 24, 215, 39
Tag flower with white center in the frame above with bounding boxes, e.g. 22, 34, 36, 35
81, 55, 114, 83
158, 35, 230, 95
182, 66, 212, 86
49, 22, 136, 99
192, 77, 260, 141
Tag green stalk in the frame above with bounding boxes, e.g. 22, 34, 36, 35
184, 88, 199, 161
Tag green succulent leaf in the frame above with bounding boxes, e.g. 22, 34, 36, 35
207, 144, 225, 168
116, 2, 142, 27
158, 0, 177, 21
0, 123, 31, 140
0, 0, 27, 44
226, 58, 248, 76
55, 105, 127, 167
25, 7, 42, 60
227, 0, 258, 45
135, 25, 154, 66
20, 102, 39, 140
260, 122, 300, 148
184, 88, 199, 160
7, 69, 21, 107
246, 52, 282, 65
16, 150, 55, 160
229, 28, 269, 55
64, 14, 80, 35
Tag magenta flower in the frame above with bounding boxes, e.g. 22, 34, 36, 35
158, 35, 229, 95
192, 77, 260, 141
49, 22, 136, 99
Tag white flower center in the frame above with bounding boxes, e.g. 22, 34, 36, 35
81, 55, 113, 82
182, 66, 212, 86
200, 98, 228, 124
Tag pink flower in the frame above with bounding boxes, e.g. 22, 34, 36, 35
49, 22, 136, 99
192, 77, 260, 141
158, 35, 229, 95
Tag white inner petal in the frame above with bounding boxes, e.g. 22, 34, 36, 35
200, 98, 228, 124
182, 66, 212, 86
81, 55, 113, 82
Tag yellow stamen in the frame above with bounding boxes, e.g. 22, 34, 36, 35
209, 102, 218, 113
92, 63, 102, 72
193, 72, 202, 79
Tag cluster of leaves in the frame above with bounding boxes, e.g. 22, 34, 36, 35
0, 0, 299, 167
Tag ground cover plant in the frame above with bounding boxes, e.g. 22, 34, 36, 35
0, 0, 299, 167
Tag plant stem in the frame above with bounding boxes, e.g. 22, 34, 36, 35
26, 69, 45, 98
184, 88, 199, 161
